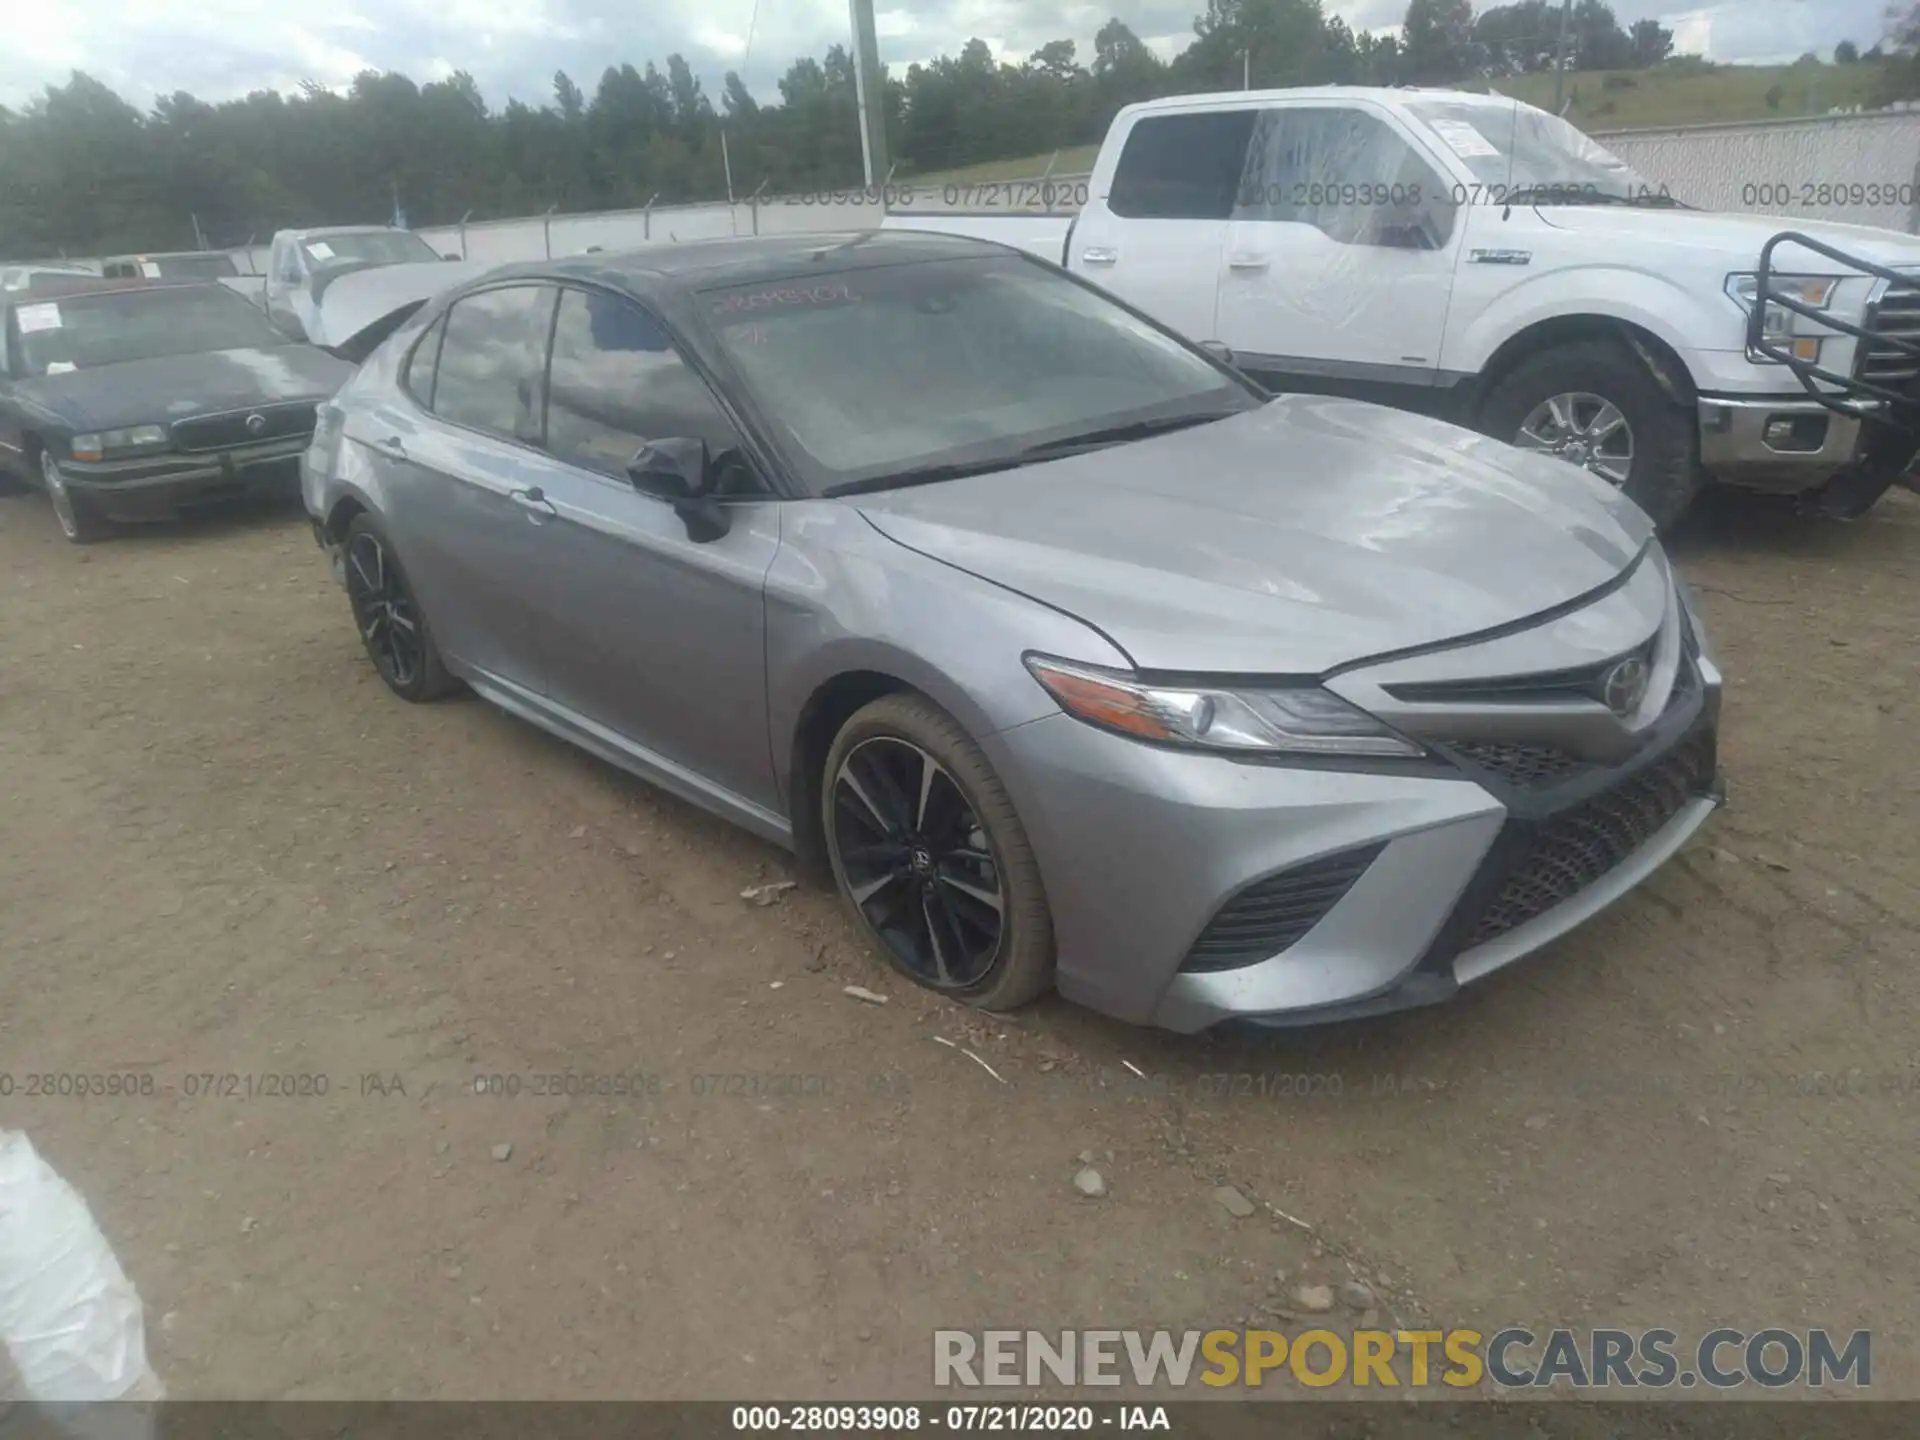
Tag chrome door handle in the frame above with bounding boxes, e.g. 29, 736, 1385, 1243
1226, 253, 1270, 271
1081, 246, 1118, 265
511, 486, 557, 520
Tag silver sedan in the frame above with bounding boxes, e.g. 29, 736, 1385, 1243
302, 231, 1722, 1031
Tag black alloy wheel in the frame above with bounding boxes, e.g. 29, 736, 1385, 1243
830, 735, 1005, 990
341, 513, 457, 701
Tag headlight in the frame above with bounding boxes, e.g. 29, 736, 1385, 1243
1025, 655, 1423, 758
1725, 273, 1838, 362
70, 425, 168, 461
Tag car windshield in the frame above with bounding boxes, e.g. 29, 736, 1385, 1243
2, 265, 91, 292
1404, 98, 1660, 203
300, 231, 439, 269
702, 254, 1257, 494
10, 285, 289, 375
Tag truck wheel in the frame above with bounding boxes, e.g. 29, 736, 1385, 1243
1481, 339, 1700, 529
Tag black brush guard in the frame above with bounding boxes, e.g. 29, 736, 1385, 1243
1753, 231, 1920, 510
1751, 231, 1920, 422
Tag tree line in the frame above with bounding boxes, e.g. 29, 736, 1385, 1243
0, 0, 1799, 259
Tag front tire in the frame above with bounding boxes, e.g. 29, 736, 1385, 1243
822, 694, 1054, 1011
1480, 339, 1701, 529
39, 451, 110, 544
341, 513, 458, 702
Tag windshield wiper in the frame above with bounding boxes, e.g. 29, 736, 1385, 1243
821, 455, 1041, 498
1507, 184, 1690, 210
820, 409, 1244, 498
1013, 409, 1243, 463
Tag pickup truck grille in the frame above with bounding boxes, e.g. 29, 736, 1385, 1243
171, 403, 317, 454
1857, 282, 1920, 387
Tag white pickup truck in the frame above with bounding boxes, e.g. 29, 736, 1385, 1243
885, 87, 1920, 526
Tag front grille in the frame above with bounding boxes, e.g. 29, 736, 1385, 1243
1386, 636, 1657, 708
1449, 741, 1588, 788
171, 404, 317, 454
1858, 283, 1920, 387
1182, 843, 1384, 974
1461, 730, 1715, 949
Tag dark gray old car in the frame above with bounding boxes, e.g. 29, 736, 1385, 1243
0, 277, 353, 542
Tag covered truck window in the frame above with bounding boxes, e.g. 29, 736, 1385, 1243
1231, 107, 1457, 250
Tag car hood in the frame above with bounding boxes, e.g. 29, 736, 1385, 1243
306, 259, 493, 349
1536, 206, 1920, 267
12, 344, 355, 431
849, 396, 1652, 675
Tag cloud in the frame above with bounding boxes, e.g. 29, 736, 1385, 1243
0, 0, 1884, 113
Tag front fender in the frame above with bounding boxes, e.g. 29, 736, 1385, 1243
764, 502, 1130, 798
1447, 265, 1725, 380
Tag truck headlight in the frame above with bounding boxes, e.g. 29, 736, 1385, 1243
70, 425, 168, 461
1725, 273, 1838, 363
1025, 655, 1424, 759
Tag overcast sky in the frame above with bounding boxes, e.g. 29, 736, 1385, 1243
2, 0, 1887, 113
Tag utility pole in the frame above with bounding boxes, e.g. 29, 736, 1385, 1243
849, 0, 890, 188
1242, 47, 1251, 90
1551, 0, 1575, 113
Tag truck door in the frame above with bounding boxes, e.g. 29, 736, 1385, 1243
1070, 107, 1258, 343
1214, 104, 1462, 389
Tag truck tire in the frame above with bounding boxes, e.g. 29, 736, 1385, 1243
1480, 339, 1701, 530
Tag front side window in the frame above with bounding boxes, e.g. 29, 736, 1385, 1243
1109, 110, 1259, 220
429, 285, 556, 442
545, 288, 743, 480
702, 255, 1257, 494
1233, 107, 1457, 250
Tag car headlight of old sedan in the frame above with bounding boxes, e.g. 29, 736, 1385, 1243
1025, 655, 1423, 758
70, 425, 169, 461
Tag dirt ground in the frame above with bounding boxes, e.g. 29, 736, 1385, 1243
0, 482, 1915, 1406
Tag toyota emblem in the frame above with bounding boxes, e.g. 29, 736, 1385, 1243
244, 412, 268, 436
1601, 656, 1650, 717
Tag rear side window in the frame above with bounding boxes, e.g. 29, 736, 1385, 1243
1108, 110, 1259, 220
403, 314, 446, 406
430, 285, 557, 443
545, 287, 742, 479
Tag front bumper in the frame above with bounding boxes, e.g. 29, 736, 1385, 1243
1697, 394, 1868, 493
983, 573, 1722, 1033
61, 436, 309, 519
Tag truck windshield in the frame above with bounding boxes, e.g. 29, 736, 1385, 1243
703, 254, 1258, 495
1404, 98, 1663, 204
10, 285, 289, 375
300, 231, 439, 269
153, 253, 240, 279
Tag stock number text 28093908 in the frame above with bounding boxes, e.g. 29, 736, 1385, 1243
730, 1405, 1116, 1432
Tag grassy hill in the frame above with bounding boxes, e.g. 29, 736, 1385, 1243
912, 59, 1890, 183
1495, 58, 1887, 131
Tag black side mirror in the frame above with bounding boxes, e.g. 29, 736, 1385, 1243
443, 252, 462, 261
627, 437, 730, 540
